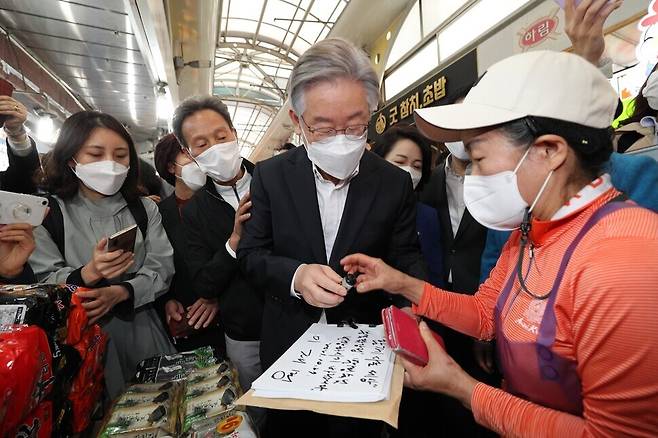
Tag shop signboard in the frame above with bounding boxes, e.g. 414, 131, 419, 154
369, 50, 477, 146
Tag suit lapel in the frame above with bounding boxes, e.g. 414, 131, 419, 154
283, 149, 327, 264
329, 153, 380, 266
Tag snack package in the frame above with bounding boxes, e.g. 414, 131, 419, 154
187, 409, 258, 438
183, 385, 239, 433
134, 347, 218, 383
0, 284, 88, 345
186, 362, 235, 386
0, 325, 54, 434
99, 403, 175, 437
99, 381, 183, 438
7, 401, 53, 438
68, 325, 107, 433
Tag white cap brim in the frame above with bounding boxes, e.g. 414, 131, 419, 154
414, 103, 527, 142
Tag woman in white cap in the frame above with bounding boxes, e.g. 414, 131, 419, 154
342, 50, 658, 437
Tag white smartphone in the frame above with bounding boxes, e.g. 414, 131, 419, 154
0, 191, 49, 226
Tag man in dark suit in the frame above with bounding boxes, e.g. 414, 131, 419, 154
238, 38, 426, 438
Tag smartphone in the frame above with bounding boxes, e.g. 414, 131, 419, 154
107, 224, 137, 253
382, 305, 444, 366
0, 78, 15, 127
0, 191, 49, 226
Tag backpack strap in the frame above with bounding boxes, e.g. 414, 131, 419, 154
41, 195, 66, 256
127, 198, 148, 239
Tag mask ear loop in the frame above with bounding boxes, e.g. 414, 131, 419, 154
516, 168, 554, 301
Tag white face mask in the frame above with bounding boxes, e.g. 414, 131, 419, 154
302, 130, 366, 180
463, 148, 553, 231
72, 160, 129, 196
194, 140, 242, 182
445, 141, 470, 161
398, 165, 422, 190
176, 162, 206, 191
642, 70, 658, 111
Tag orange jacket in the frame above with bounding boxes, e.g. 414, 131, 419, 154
414, 189, 658, 437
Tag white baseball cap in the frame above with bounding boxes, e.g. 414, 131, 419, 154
414, 50, 619, 142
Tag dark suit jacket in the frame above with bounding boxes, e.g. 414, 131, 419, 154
182, 162, 263, 341
238, 147, 427, 368
1, 137, 40, 194
420, 160, 487, 294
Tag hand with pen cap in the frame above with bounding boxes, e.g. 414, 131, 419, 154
341, 253, 426, 305
294, 264, 347, 308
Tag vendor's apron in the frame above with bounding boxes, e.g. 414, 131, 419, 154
494, 201, 634, 415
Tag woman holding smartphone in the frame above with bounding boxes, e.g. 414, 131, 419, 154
29, 111, 175, 398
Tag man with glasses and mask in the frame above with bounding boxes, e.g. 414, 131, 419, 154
238, 38, 426, 438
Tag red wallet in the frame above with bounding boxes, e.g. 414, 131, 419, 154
382, 305, 445, 366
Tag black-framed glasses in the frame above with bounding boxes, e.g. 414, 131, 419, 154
300, 115, 368, 143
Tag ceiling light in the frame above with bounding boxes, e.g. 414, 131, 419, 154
36, 113, 57, 143
386, 31, 391, 41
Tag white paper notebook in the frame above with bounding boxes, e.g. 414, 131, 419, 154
252, 323, 395, 403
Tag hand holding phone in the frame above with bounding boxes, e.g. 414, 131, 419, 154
82, 236, 135, 284
0, 79, 15, 128
107, 224, 138, 253
382, 305, 444, 366
0, 191, 49, 227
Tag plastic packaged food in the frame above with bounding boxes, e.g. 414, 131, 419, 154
134, 347, 218, 383
7, 401, 53, 438
0, 283, 89, 345
99, 381, 183, 438
183, 385, 239, 432
187, 409, 258, 438
186, 362, 235, 386
0, 325, 53, 434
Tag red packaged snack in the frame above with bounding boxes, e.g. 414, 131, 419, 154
0, 325, 54, 434
8, 401, 53, 438
69, 325, 107, 433
64, 285, 89, 346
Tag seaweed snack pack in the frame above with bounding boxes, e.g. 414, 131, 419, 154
134, 346, 218, 383
182, 383, 239, 433
98, 382, 183, 438
0, 325, 54, 435
187, 409, 258, 438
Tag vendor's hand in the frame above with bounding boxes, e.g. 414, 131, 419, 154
187, 297, 219, 329
78, 285, 130, 326
0, 223, 35, 278
0, 96, 27, 133
565, 0, 622, 65
401, 321, 478, 408
294, 264, 347, 308
165, 299, 185, 324
341, 253, 407, 294
82, 237, 134, 285
473, 340, 495, 375
228, 193, 251, 252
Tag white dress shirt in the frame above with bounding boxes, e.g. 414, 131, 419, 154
290, 165, 358, 323
444, 155, 468, 284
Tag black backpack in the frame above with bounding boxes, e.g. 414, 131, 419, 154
42, 196, 148, 256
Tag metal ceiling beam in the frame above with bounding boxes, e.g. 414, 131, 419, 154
218, 31, 301, 60
283, 0, 315, 58
247, 60, 286, 99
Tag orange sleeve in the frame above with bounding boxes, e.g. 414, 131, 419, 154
412, 235, 515, 340
471, 236, 658, 437
471, 383, 585, 437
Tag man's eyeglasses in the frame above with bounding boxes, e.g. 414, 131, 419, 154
300, 115, 368, 144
